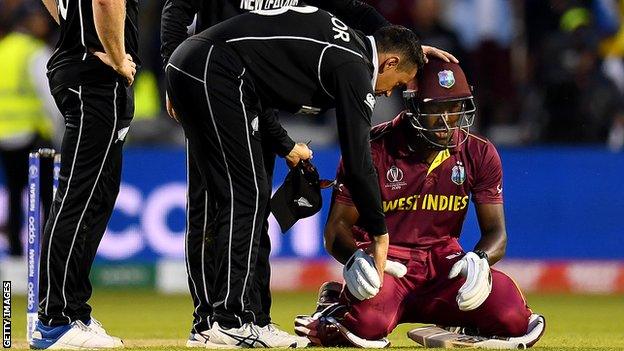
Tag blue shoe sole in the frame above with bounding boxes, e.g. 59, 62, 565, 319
30, 323, 73, 349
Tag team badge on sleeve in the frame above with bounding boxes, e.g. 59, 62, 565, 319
438, 70, 455, 89
451, 161, 465, 185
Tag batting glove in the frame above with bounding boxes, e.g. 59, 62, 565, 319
343, 249, 380, 300
343, 249, 408, 301
448, 251, 492, 311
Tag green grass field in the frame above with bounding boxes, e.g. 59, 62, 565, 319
7, 290, 624, 350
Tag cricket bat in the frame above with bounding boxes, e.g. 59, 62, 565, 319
407, 325, 527, 349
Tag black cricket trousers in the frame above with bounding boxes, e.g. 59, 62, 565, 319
184, 147, 275, 332
38, 78, 133, 326
166, 38, 270, 328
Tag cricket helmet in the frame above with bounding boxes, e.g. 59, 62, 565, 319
403, 57, 475, 149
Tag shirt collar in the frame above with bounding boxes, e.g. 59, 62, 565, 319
367, 36, 379, 90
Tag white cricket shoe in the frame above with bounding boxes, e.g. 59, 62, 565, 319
86, 318, 108, 335
201, 322, 248, 348
87, 318, 124, 346
185, 328, 216, 348
257, 324, 310, 348
30, 320, 124, 349
207, 322, 308, 348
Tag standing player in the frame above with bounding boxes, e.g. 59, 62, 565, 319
295, 58, 545, 348
160, 1, 457, 346
32, 0, 138, 347
165, 6, 425, 347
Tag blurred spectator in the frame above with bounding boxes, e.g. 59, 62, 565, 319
367, 0, 412, 26
608, 114, 624, 150
445, 0, 518, 132
0, 0, 22, 36
134, 0, 163, 122
597, 0, 624, 150
119, 0, 179, 146
530, 3, 624, 143
0, 0, 58, 256
407, 0, 465, 61
1, 0, 621, 150
518, 0, 569, 144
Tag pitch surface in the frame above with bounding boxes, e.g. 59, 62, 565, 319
7, 290, 624, 350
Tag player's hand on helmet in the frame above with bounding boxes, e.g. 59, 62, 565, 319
94, 51, 136, 86
421, 45, 458, 64
165, 92, 179, 123
448, 251, 492, 311
285, 142, 313, 168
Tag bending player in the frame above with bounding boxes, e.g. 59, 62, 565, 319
295, 58, 545, 349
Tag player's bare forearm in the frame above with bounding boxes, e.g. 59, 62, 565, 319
324, 202, 360, 264
474, 228, 506, 265
93, 0, 126, 67
41, 0, 59, 24
370, 233, 389, 282
474, 203, 507, 264
324, 223, 358, 264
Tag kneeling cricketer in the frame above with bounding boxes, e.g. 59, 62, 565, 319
295, 58, 545, 349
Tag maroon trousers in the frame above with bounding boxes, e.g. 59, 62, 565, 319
341, 239, 531, 340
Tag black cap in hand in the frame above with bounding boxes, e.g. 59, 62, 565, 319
271, 161, 323, 233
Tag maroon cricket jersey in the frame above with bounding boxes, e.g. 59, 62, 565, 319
334, 113, 503, 248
